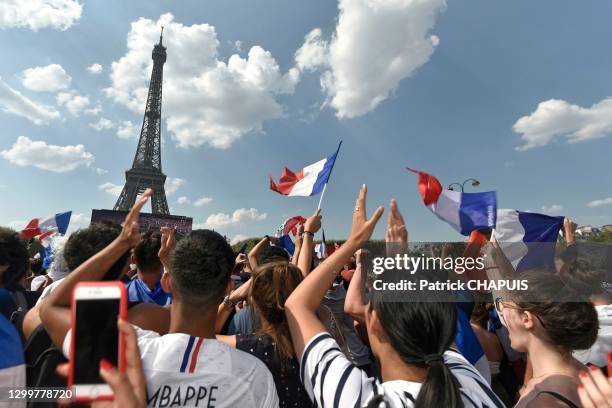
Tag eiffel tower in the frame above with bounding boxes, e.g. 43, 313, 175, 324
114, 27, 170, 214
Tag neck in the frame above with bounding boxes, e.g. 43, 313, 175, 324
379, 347, 428, 383
138, 271, 160, 290
169, 301, 217, 339
528, 338, 577, 379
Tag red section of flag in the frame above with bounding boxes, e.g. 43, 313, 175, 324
188, 337, 204, 374
21, 219, 41, 240
406, 168, 443, 206
282, 215, 306, 236
269, 167, 304, 196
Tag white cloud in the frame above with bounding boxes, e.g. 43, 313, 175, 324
0, 78, 59, 123
194, 196, 213, 207
541, 204, 563, 214
234, 40, 243, 52
87, 63, 103, 74
295, 0, 445, 118
204, 207, 267, 229
56, 90, 92, 116
0, 0, 82, 31
231, 234, 248, 245
514, 98, 612, 151
105, 13, 300, 149
98, 182, 123, 197
177, 196, 191, 205
69, 213, 90, 230
165, 177, 185, 195
89, 117, 114, 131
21, 64, 72, 92
116, 120, 139, 139
587, 197, 612, 208
95, 167, 108, 175
1, 136, 94, 172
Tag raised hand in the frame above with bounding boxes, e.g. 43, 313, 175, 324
563, 217, 577, 246
158, 226, 176, 271
348, 184, 384, 246
119, 189, 153, 247
386, 199, 408, 243
304, 209, 322, 234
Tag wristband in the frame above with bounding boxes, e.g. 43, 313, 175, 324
303, 231, 315, 237
223, 295, 235, 309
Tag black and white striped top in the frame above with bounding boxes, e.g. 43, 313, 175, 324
300, 332, 506, 408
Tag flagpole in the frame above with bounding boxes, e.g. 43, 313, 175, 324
316, 140, 343, 211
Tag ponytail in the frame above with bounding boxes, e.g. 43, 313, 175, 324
415, 359, 463, 408
369, 299, 464, 408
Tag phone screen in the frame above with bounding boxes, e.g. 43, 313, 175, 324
73, 297, 120, 384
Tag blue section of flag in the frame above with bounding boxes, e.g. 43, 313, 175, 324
311, 150, 339, 196
277, 235, 295, 256
458, 191, 497, 235
516, 211, 564, 272
455, 301, 485, 366
55, 211, 72, 235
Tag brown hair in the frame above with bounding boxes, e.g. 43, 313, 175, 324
511, 270, 599, 352
249, 261, 303, 366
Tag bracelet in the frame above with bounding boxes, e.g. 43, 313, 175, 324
303, 231, 315, 237
264, 235, 270, 242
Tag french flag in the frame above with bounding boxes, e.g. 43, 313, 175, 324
22, 211, 72, 244
408, 168, 497, 236
315, 229, 328, 259
494, 209, 564, 272
270, 143, 341, 197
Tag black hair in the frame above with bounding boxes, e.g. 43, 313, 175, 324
30, 257, 44, 275
369, 297, 463, 408
134, 230, 162, 274
0, 227, 30, 290
257, 245, 290, 265
63, 221, 129, 280
171, 229, 235, 308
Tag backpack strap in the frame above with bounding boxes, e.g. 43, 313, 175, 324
536, 390, 579, 408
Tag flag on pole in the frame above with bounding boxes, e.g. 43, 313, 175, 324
22, 211, 72, 245
279, 215, 306, 236
270, 145, 341, 197
315, 229, 328, 259
407, 168, 497, 236
494, 209, 564, 272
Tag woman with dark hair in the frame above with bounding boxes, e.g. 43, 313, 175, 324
215, 212, 323, 407
285, 186, 503, 407
485, 238, 600, 407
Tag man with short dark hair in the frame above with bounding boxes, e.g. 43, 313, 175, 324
126, 230, 171, 306
40, 190, 278, 407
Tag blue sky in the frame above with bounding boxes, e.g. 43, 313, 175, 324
1, 0, 611, 242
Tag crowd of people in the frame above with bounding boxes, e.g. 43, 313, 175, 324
0, 185, 611, 408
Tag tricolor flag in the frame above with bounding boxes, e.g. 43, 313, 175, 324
455, 299, 491, 384
270, 143, 341, 197
22, 211, 72, 245
408, 168, 497, 236
315, 229, 328, 259
494, 209, 564, 272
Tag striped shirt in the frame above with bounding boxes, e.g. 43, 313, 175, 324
301, 332, 505, 408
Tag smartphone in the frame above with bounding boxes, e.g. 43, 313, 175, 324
69, 282, 127, 402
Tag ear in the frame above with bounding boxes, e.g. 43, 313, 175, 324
522, 311, 536, 330
365, 308, 384, 340
161, 272, 172, 294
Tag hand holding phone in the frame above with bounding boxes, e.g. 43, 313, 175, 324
69, 282, 127, 402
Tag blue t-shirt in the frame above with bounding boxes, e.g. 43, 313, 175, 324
126, 279, 172, 306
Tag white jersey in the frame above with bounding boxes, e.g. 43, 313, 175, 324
301, 332, 505, 408
64, 326, 279, 408
574, 304, 612, 367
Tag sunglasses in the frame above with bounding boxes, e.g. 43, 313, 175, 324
494, 297, 547, 329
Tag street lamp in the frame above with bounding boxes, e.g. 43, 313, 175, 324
448, 178, 480, 193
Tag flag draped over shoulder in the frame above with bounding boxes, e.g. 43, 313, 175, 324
407, 168, 496, 236
494, 209, 564, 272
21, 211, 72, 245
270, 148, 340, 197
